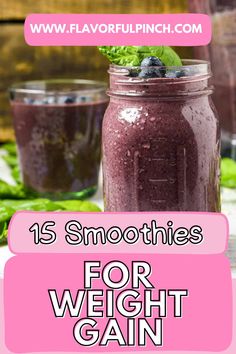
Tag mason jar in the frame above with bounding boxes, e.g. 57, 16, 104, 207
102, 60, 220, 211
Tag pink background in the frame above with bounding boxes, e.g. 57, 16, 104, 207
4, 253, 232, 353
1, 278, 236, 354
9, 212, 228, 254
24, 14, 212, 46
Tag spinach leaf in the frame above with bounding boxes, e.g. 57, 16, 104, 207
221, 158, 236, 189
0, 181, 27, 199
0, 205, 15, 223
0, 198, 101, 246
0, 206, 15, 245
0, 199, 64, 212
56, 200, 101, 212
2, 143, 17, 156
0, 222, 8, 245
0, 143, 102, 245
2, 154, 18, 168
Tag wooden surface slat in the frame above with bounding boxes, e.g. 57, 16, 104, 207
0, 0, 188, 19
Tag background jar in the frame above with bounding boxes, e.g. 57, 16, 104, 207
10, 79, 108, 199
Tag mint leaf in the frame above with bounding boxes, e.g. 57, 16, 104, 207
221, 158, 236, 189
98, 46, 140, 66
98, 46, 182, 67
135, 46, 182, 67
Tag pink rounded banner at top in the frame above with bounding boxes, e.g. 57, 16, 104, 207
8, 212, 228, 255
24, 14, 212, 46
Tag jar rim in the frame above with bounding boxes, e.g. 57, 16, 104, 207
109, 59, 211, 79
108, 59, 212, 98
9, 79, 107, 96
110, 59, 210, 68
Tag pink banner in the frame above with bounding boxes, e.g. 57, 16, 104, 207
2, 212, 233, 353
24, 14, 212, 46
8, 212, 228, 254
4, 253, 232, 353
1, 278, 236, 354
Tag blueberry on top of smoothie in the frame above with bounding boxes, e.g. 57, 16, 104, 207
139, 67, 163, 78
42, 96, 56, 105
139, 56, 166, 78
129, 69, 139, 77
165, 70, 185, 79
165, 71, 178, 79
165, 67, 197, 79
64, 96, 76, 104
23, 97, 35, 105
140, 56, 164, 67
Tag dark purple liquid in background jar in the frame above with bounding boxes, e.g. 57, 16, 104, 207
102, 62, 220, 212
10, 80, 108, 198
189, 0, 236, 158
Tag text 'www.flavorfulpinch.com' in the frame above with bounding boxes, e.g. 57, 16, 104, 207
24, 14, 212, 46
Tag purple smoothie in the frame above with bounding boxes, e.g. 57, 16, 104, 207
102, 62, 220, 211
10, 80, 108, 197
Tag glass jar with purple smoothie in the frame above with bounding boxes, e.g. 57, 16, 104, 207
10, 80, 108, 199
102, 60, 220, 211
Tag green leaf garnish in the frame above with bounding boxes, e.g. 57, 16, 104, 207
98, 46, 182, 67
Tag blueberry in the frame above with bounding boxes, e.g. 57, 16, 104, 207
165, 70, 189, 79
80, 96, 87, 102
32, 99, 44, 105
176, 70, 186, 78
64, 96, 76, 104
129, 69, 139, 77
140, 56, 166, 77
165, 71, 177, 79
23, 97, 35, 104
139, 67, 162, 79
141, 56, 164, 67
176, 68, 198, 78
57, 96, 76, 104
42, 96, 56, 105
